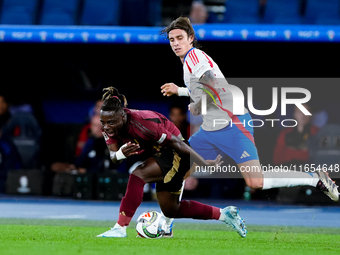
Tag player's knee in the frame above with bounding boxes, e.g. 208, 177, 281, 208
159, 203, 180, 218
244, 178, 263, 189
131, 165, 149, 183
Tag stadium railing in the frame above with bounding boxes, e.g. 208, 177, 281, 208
0, 24, 339, 43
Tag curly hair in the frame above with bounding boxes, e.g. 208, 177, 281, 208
101, 86, 128, 112
160, 16, 201, 49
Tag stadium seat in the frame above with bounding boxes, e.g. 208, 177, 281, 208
120, 0, 162, 26
304, 0, 340, 24
0, 0, 38, 25
262, 0, 302, 24
80, 0, 121, 26
2, 112, 42, 169
40, 0, 79, 25
224, 0, 260, 24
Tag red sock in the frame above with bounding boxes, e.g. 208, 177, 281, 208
117, 174, 145, 226
175, 200, 221, 220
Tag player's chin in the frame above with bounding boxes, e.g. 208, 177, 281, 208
173, 50, 182, 57
175, 52, 183, 57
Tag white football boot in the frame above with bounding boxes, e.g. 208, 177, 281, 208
221, 206, 247, 238
163, 216, 174, 238
316, 170, 339, 201
96, 223, 127, 238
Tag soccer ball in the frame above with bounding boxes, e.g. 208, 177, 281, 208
136, 210, 166, 239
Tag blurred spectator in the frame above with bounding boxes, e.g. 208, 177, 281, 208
169, 102, 190, 140
51, 114, 113, 174
75, 100, 103, 156
0, 94, 11, 131
75, 115, 114, 173
189, 1, 209, 24
273, 104, 318, 165
0, 125, 21, 193
258, 0, 267, 18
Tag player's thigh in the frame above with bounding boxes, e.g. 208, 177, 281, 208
189, 130, 220, 160
214, 117, 259, 165
156, 190, 180, 218
132, 157, 164, 183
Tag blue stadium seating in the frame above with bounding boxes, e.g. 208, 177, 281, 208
224, 0, 259, 24
262, 0, 302, 24
80, 0, 120, 26
120, 0, 162, 26
305, 0, 340, 25
40, 0, 79, 25
0, 0, 38, 25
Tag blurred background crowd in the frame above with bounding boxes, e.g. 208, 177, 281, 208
0, 0, 338, 26
1, 0, 340, 204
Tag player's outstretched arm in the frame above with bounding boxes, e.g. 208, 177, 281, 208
161, 83, 189, 97
167, 134, 222, 168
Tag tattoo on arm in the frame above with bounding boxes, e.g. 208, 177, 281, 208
199, 70, 217, 87
191, 70, 221, 113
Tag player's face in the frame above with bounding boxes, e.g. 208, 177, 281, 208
168, 29, 194, 61
100, 110, 125, 139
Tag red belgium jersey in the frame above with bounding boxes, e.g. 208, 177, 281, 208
102, 108, 181, 155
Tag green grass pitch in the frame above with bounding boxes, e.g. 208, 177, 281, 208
0, 219, 339, 255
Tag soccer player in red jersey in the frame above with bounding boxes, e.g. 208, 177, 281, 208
96, 87, 247, 238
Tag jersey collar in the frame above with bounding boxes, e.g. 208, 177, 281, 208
183, 47, 195, 64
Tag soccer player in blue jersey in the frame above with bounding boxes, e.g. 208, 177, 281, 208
160, 17, 339, 202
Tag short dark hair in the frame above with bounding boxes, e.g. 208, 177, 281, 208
160, 16, 201, 49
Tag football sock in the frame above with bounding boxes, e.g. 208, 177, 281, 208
175, 200, 221, 220
262, 171, 319, 190
117, 174, 145, 226
218, 209, 226, 222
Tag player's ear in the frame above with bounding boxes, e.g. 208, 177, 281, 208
189, 34, 194, 44
121, 111, 125, 119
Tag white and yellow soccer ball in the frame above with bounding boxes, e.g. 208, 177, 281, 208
136, 210, 166, 239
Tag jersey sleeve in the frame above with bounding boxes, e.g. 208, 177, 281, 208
132, 118, 173, 146
185, 49, 213, 79
154, 128, 173, 146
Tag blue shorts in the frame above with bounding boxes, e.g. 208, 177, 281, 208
189, 113, 259, 164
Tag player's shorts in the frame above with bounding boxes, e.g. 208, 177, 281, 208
153, 143, 191, 195
189, 113, 259, 164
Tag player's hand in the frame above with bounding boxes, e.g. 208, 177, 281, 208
189, 103, 200, 116
206, 154, 223, 168
161, 83, 178, 96
121, 142, 140, 157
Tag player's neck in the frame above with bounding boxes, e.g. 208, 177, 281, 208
180, 47, 194, 64
180, 56, 185, 63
